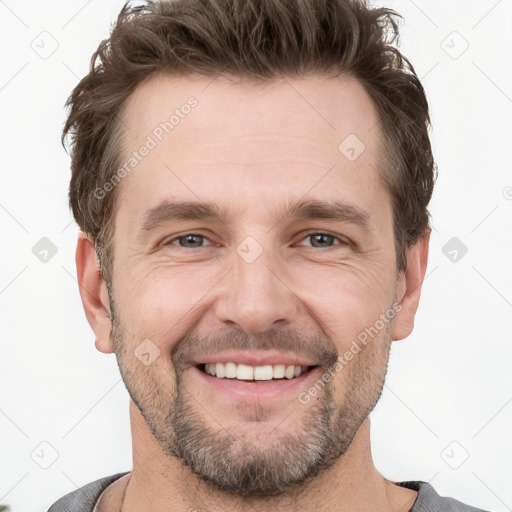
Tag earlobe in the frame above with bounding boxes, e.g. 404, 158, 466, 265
75, 232, 115, 354
391, 231, 430, 341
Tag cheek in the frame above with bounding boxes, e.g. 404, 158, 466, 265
287, 260, 396, 348
327, 321, 393, 410
116, 266, 216, 349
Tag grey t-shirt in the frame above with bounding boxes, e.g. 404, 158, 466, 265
47, 472, 490, 512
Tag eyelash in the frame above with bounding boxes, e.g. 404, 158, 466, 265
164, 231, 348, 249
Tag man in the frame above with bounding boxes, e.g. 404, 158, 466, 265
48, 0, 489, 510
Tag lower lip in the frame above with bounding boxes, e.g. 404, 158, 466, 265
190, 366, 321, 400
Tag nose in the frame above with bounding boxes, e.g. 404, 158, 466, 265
213, 244, 299, 334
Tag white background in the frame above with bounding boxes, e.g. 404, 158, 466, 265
0, 1, 511, 511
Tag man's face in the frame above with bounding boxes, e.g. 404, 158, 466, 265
108, 74, 401, 496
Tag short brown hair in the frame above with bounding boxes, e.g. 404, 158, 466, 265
62, 0, 436, 281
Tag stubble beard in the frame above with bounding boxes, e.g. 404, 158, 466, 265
110, 298, 393, 498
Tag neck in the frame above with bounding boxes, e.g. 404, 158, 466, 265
121, 400, 417, 512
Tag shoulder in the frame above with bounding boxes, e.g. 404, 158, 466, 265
398, 481, 492, 512
47, 472, 130, 512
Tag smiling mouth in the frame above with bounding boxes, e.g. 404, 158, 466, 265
197, 362, 318, 381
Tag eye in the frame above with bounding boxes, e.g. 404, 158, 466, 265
163, 232, 346, 250
297, 232, 346, 248
166, 233, 213, 249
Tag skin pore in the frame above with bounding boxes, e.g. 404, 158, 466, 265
77, 73, 429, 511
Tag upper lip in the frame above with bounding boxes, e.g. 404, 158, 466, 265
192, 351, 319, 367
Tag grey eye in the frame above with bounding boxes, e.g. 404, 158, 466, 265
309, 234, 335, 247
172, 234, 208, 248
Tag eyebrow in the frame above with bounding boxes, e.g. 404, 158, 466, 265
141, 200, 228, 232
281, 199, 370, 228
139, 198, 371, 235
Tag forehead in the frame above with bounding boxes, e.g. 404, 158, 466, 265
116, 73, 389, 226
120, 73, 381, 154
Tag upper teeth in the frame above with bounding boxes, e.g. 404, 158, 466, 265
204, 363, 306, 380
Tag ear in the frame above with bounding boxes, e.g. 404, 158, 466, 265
392, 231, 430, 341
75, 232, 114, 353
